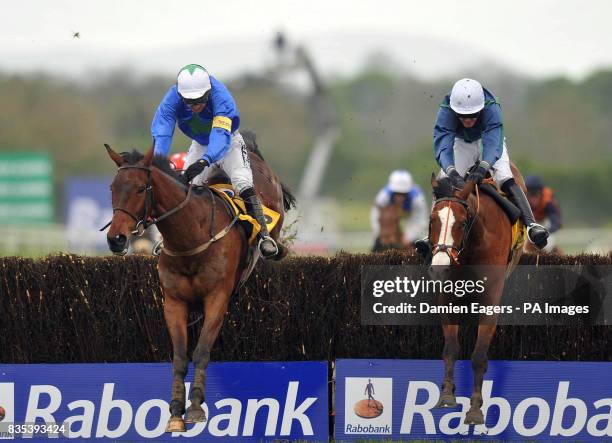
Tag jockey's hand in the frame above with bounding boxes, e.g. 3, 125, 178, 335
182, 159, 209, 184
447, 168, 466, 189
467, 162, 489, 185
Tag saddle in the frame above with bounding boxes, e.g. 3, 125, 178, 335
478, 177, 526, 254
208, 183, 280, 244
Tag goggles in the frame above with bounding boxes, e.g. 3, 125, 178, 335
457, 111, 481, 120
181, 90, 210, 106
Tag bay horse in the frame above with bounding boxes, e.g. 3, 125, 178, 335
427, 165, 525, 425
372, 204, 414, 252
104, 135, 295, 433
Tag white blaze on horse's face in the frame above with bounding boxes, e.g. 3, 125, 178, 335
431, 206, 455, 266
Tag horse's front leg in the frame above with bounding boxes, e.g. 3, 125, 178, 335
185, 288, 231, 424
465, 323, 497, 425
164, 295, 189, 432
437, 324, 460, 407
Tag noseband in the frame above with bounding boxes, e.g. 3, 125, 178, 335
100, 165, 193, 235
431, 195, 478, 265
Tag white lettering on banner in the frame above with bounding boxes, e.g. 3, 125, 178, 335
398, 380, 612, 437
134, 399, 168, 438
24, 385, 61, 438
208, 399, 242, 437
63, 400, 95, 438
243, 398, 280, 436
95, 384, 132, 438
19, 380, 319, 439
400, 381, 438, 434
437, 397, 469, 435
280, 382, 317, 436
513, 397, 550, 436
550, 381, 588, 436
586, 399, 612, 437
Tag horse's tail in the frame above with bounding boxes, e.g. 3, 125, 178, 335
281, 182, 297, 212
242, 129, 297, 212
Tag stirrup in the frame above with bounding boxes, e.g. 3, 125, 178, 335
527, 223, 549, 247
152, 240, 163, 256
258, 236, 279, 258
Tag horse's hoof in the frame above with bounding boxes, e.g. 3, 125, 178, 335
165, 416, 186, 433
185, 406, 207, 423
436, 393, 458, 408
464, 408, 484, 425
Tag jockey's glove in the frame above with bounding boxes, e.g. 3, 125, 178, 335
447, 167, 466, 189
182, 159, 209, 184
467, 161, 490, 185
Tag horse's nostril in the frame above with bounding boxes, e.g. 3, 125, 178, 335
115, 234, 127, 245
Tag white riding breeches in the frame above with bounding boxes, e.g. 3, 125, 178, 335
184, 131, 253, 193
438, 138, 514, 186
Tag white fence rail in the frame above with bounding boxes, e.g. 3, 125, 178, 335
0, 225, 611, 257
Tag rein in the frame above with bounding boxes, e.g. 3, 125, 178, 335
431, 189, 480, 264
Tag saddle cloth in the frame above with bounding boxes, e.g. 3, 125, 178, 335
480, 178, 526, 253
208, 183, 281, 244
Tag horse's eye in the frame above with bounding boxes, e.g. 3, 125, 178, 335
137, 186, 146, 194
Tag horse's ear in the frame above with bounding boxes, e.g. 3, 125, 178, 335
457, 180, 476, 200
105, 143, 125, 167
142, 144, 154, 167
431, 172, 438, 188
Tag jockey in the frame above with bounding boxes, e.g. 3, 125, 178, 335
151, 64, 278, 259
371, 170, 428, 247
525, 175, 562, 250
430, 78, 549, 249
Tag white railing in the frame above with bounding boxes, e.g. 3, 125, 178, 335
0, 225, 611, 257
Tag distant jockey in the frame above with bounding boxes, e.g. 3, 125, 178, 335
416, 78, 549, 255
371, 170, 428, 247
525, 175, 562, 251
169, 152, 187, 171
151, 64, 278, 258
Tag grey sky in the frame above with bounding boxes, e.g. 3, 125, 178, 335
2, 0, 610, 80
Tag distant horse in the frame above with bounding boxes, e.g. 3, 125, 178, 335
372, 204, 414, 252
427, 166, 525, 425
105, 136, 295, 433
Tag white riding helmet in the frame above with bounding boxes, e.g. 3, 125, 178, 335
177, 64, 212, 99
388, 170, 413, 193
449, 78, 485, 115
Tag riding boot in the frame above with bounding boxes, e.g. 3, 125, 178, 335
240, 187, 279, 259
502, 179, 549, 249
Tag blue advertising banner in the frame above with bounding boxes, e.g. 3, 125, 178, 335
0, 361, 328, 441
335, 359, 612, 442
64, 177, 113, 252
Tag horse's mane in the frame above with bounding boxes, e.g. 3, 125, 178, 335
120, 150, 183, 183
432, 177, 455, 199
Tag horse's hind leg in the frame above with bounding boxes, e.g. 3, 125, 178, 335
185, 289, 231, 424
465, 324, 497, 425
164, 296, 189, 432
437, 324, 460, 407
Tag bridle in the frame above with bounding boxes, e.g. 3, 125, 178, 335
100, 165, 193, 236
102, 164, 240, 257
430, 188, 480, 265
